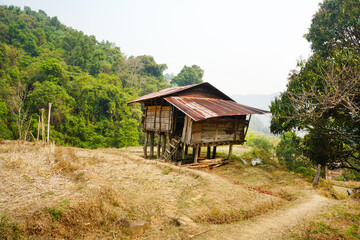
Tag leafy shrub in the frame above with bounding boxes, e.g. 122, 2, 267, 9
340, 168, 360, 181
246, 135, 273, 152
276, 132, 306, 171
244, 135, 274, 161
295, 166, 316, 177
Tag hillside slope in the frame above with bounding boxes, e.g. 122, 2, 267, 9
0, 141, 283, 239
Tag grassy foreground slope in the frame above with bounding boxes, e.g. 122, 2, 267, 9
0, 140, 283, 239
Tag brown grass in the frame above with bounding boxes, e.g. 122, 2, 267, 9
330, 179, 360, 189
282, 198, 360, 240
209, 157, 311, 203
0, 140, 285, 239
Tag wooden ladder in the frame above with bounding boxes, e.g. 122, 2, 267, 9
163, 137, 181, 161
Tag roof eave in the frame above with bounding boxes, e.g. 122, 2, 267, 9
127, 82, 235, 104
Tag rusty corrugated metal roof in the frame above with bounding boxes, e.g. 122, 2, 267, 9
165, 97, 269, 121
127, 83, 203, 104
127, 82, 233, 104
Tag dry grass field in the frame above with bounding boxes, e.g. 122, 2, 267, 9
0, 140, 359, 239
0, 140, 282, 239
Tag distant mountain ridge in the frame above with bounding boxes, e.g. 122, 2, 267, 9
231, 92, 280, 135
231, 92, 280, 110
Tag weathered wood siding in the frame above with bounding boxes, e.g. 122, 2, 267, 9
181, 116, 193, 143
144, 106, 173, 132
183, 118, 248, 145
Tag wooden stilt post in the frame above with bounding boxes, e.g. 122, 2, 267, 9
162, 134, 166, 157
194, 145, 200, 163
143, 132, 148, 159
47, 102, 52, 142
198, 147, 201, 157
150, 132, 155, 158
228, 144, 233, 160
157, 133, 161, 159
206, 146, 211, 159
192, 148, 196, 159
181, 143, 185, 159
168, 134, 172, 160
185, 145, 188, 155
212, 146, 217, 159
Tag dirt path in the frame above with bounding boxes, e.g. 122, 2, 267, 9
196, 193, 335, 240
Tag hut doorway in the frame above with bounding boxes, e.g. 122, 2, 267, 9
174, 110, 185, 138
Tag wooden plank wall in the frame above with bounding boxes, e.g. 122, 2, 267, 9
190, 118, 247, 144
144, 106, 172, 132
181, 116, 193, 143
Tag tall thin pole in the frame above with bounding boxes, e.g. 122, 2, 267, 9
37, 115, 40, 141
47, 103, 52, 142
39, 109, 45, 142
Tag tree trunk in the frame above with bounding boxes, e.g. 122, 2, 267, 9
313, 164, 321, 187
18, 108, 22, 140
24, 115, 32, 141
40, 109, 45, 142
321, 164, 327, 179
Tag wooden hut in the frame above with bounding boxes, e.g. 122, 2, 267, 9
127, 82, 269, 162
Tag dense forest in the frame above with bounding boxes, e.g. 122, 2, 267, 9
0, 6, 203, 148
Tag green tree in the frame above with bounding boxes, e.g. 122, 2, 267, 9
39, 58, 68, 85
271, 51, 360, 173
306, 0, 360, 56
137, 55, 167, 78
171, 65, 204, 86
0, 101, 13, 138
27, 81, 75, 127
8, 18, 38, 56
271, 0, 360, 175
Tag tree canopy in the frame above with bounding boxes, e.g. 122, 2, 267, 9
271, 0, 360, 172
306, 0, 360, 57
171, 65, 204, 86
0, 5, 177, 148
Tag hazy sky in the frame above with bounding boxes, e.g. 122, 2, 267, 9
1, 0, 322, 95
